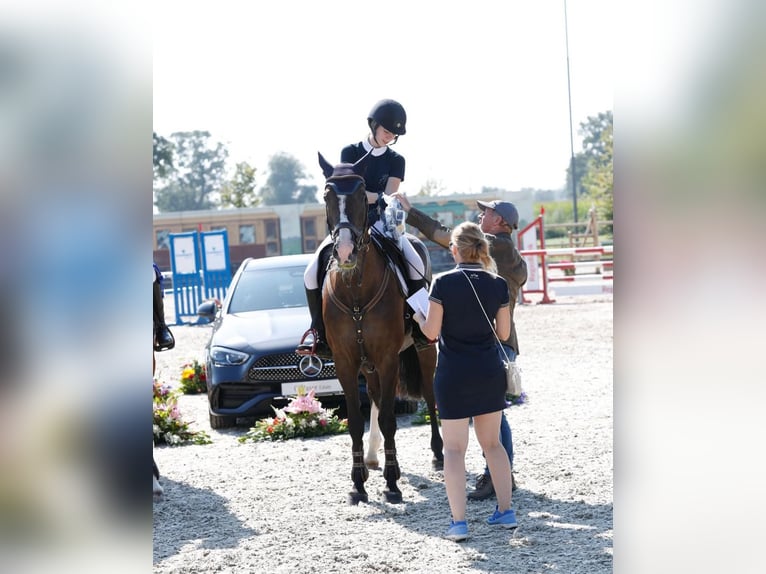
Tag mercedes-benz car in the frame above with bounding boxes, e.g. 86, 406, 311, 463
196, 254, 348, 429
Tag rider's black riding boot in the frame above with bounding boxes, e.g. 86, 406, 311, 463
153, 278, 175, 352
296, 288, 333, 359
406, 278, 434, 350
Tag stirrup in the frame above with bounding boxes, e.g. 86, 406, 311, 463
296, 328, 320, 356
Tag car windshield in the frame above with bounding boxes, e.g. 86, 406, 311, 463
227, 265, 307, 313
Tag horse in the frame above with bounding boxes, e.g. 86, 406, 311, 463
318, 151, 443, 505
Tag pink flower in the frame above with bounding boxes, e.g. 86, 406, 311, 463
284, 389, 323, 415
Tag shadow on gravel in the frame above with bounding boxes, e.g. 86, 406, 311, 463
152, 477, 257, 564
361, 472, 613, 574
498, 489, 613, 573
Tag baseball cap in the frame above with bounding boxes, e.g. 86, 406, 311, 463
477, 200, 519, 229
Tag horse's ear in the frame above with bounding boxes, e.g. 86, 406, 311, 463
318, 152, 334, 179
352, 150, 372, 177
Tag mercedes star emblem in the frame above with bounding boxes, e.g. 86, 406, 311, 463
299, 354, 323, 378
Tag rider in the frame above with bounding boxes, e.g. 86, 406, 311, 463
297, 99, 428, 359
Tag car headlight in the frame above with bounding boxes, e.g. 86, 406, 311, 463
210, 346, 250, 366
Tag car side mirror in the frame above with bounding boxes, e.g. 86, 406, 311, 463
196, 299, 220, 323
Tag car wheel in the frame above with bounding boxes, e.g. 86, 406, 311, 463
209, 413, 236, 429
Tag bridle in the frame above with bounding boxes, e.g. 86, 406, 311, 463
325, 175, 370, 256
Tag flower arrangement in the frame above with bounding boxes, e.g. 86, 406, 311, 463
411, 400, 439, 426
153, 379, 211, 446
179, 360, 207, 394
238, 388, 348, 443
506, 391, 528, 406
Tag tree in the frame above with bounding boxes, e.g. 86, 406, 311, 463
219, 161, 260, 208
258, 152, 318, 205
154, 131, 229, 213
565, 111, 613, 196
417, 178, 447, 197
581, 121, 613, 222
153, 132, 174, 179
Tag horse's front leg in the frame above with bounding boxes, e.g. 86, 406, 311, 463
365, 402, 382, 470
339, 373, 369, 505
377, 365, 402, 503
364, 370, 383, 469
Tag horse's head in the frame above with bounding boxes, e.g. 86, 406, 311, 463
319, 151, 372, 270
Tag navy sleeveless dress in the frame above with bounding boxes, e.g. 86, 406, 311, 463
430, 263, 510, 419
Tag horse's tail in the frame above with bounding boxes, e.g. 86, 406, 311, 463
398, 345, 424, 399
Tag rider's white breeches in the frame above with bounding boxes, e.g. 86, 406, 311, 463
303, 221, 425, 290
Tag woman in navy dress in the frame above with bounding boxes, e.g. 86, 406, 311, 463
414, 221, 518, 540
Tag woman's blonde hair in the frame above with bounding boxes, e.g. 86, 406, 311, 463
450, 221, 497, 274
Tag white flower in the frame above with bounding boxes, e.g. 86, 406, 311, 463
309, 419, 318, 428
153, 424, 160, 435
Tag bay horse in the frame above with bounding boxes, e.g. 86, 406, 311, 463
318, 151, 443, 505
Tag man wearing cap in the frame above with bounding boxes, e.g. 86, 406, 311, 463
392, 193, 527, 500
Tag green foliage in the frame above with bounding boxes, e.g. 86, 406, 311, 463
219, 161, 260, 208
258, 152, 318, 205
411, 400, 440, 426
581, 121, 613, 224
154, 131, 229, 212
565, 111, 613, 196
534, 200, 591, 238
153, 132, 174, 179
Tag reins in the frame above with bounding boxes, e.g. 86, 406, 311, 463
324, 175, 388, 373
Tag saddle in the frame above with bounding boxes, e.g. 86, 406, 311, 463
317, 230, 433, 349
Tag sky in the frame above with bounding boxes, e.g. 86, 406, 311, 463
153, 0, 613, 196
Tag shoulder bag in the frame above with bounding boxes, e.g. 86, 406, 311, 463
460, 270, 522, 396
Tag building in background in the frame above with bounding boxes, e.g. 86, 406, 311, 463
153, 192, 533, 275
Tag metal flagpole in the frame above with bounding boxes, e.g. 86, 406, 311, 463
564, 0, 578, 223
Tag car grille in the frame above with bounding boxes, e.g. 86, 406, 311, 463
247, 352, 337, 382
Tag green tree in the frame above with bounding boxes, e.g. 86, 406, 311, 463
565, 111, 613, 195
258, 152, 318, 205
219, 161, 260, 208
153, 132, 174, 179
154, 131, 229, 212
581, 121, 613, 223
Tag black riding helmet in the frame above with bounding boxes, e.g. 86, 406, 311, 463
368, 99, 407, 143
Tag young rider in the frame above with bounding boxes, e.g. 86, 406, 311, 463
297, 99, 427, 359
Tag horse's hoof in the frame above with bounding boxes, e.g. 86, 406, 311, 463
432, 457, 444, 471
348, 491, 368, 505
383, 489, 403, 504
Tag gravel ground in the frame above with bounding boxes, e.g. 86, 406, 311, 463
153, 294, 613, 574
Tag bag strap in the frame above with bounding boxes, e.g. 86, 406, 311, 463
460, 270, 511, 363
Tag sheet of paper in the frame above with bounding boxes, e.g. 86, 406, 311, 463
406, 287, 430, 316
